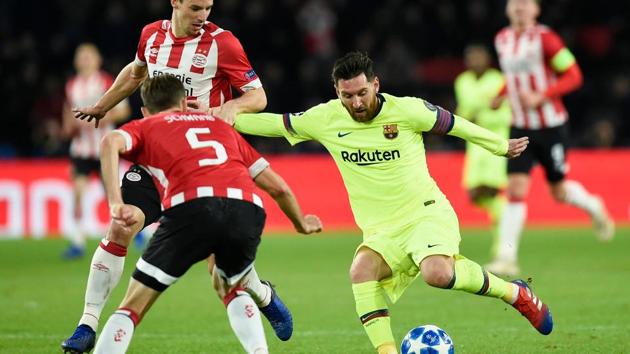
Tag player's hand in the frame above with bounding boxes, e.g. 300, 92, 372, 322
186, 98, 209, 113
505, 137, 529, 158
518, 90, 545, 109
73, 106, 107, 128
210, 101, 239, 125
110, 203, 139, 232
297, 214, 323, 235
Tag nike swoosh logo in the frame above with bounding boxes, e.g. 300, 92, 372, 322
427, 244, 441, 248
337, 131, 352, 137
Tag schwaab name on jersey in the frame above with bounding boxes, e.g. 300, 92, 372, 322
164, 114, 215, 123
340, 149, 401, 166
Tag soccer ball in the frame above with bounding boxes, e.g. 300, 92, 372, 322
400, 324, 454, 354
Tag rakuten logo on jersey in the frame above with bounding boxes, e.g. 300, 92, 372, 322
340, 149, 401, 166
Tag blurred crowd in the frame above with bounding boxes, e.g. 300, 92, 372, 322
2, 0, 629, 157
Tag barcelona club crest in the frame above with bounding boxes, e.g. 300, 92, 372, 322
383, 124, 398, 139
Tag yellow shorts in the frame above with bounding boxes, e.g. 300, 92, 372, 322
355, 201, 461, 303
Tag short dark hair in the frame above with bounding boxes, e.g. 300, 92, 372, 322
140, 75, 186, 113
331, 51, 375, 84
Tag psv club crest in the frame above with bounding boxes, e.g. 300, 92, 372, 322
383, 124, 398, 139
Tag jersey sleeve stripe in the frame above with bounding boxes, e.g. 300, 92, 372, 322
430, 107, 455, 135
113, 129, 133, 151
239, 78, 262, 92
248, 157, 269, 178
282, 113, 297, 135
134, 54, 147, 67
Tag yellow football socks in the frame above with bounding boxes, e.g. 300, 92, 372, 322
377, 342, 398, 354
452, 255, 513, 300
352, 281, 395, 350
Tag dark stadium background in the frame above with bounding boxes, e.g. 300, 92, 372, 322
1, 0, 629, 157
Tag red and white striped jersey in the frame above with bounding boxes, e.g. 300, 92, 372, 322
66, 71, 116, 159
115, 112, 268, 211
134, 20, 262, 107
495, 24, 571, 129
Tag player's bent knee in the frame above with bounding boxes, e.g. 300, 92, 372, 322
422, 269, 453, 289
349, 247, 390, 283
105, 208, 145, 246
420, 256, 454, 289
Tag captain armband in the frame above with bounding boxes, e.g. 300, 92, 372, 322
429, 106, 455, 135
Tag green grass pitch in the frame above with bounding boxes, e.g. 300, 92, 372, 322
1, 227, 629, 353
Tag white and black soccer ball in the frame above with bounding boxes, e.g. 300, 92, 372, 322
400, 324, 454, 354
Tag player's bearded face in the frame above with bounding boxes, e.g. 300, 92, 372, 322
336, 74, 380, 122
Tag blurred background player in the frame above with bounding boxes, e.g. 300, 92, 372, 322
92, 75, 321, 354
61, 43, 130, 259
454, 44, 511, 258
487, 0, 615, 276
62, 1, 292, 352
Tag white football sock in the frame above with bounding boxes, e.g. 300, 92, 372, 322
94, 311, 136, 354
79, 239, 126, 331
563, 180, 601, 216
69, 217, 86, 248
226, 290, 268, 354
495, 202, 527, 263
240, 268, 272, 307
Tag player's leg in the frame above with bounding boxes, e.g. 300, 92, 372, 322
62, 166, 160, 353
553, 180, 614, 240
486, 173, 529, 276
350, 246, 397, 354
209, 254, 291, 341
213, 269, 268, 354
420, 254, 552, 335
96, 198, 228, 353
63, 160, 92, 259
487, 127, 533, 276
61, 209, 144, 354
540, 126, 615, 241
469, 186, 505, 257
93, 278, 160, 354
208, 255, 272, 308
469, 186, 503, 223
214, 198, 269, 353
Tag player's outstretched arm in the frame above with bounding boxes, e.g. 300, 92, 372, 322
211, 87, 267, 125
234, 112, 286, 137
74, 62, 147, 128
254, 167, 322, 234
448, 115, 511, 156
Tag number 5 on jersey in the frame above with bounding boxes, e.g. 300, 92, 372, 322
185, 128, 228, 166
